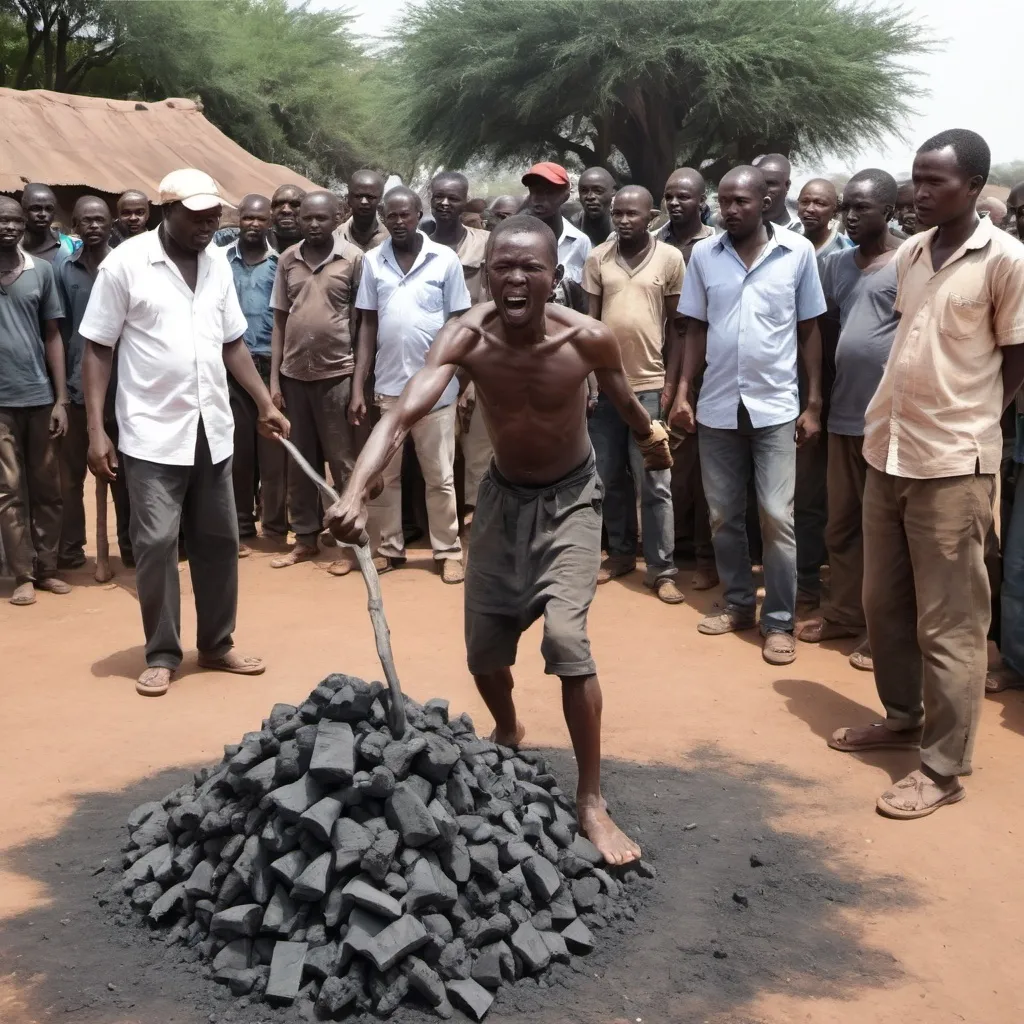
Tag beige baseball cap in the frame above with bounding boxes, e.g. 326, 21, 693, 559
158, 168, 234, 211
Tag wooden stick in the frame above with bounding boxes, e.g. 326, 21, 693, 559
94, 475, 113, 583
278, 437, 407, 739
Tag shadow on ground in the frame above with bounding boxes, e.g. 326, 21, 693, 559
0, 745, 916, 1024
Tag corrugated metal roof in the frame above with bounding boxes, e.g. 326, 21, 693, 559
0, 88, 320, 202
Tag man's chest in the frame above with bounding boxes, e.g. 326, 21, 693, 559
285, 262, 355, 313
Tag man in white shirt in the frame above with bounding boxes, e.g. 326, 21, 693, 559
521, 162, 592, 284
349, 186, 471, 583
80, 169, 290, 698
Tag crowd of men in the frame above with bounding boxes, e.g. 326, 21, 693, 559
2, 124, 1024, 830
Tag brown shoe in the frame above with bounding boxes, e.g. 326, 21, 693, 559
762, 631, 797, 665
691, 567, 719, 590
35, 576, 71, 595
796, 618, 862, 644
697, 604, 756, 635
441, 558, 465, 584
651, 578, 686, 604
373, 555, 404, 574
9, 581, 36, 606
597, 555, 636, 584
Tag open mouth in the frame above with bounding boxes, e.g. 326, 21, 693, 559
502, 295, 528, 313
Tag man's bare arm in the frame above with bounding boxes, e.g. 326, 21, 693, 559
349, 309, 378, 425
667, 318, 707, 432
270, 309, 287, 409
583, 324, 652, 436
1002, 345, 1024, 412
223, 339, 290, 439
82, 340, 116, 479
43, 318, 68, 437
795, 317, 823, 446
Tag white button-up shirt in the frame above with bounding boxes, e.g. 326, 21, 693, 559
355, 232, 471, 408
558, 219, 592, 284
679, 226, 826, 429
79, 230, 248, 466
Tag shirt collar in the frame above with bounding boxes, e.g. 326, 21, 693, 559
381, 231, 439, 275
14, 247, 34, 271
227, 239, 277, 264
657, 221, 714, 244
558, 219, 587, 245
713, 222, 796, 254
906, 215, 995, 272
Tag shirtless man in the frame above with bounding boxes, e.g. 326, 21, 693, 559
326, 215, 672, 864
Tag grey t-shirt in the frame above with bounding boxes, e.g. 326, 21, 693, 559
0, 253, 63, 408
820, 248, 899, 436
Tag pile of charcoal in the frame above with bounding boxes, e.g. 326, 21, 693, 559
118, 674, 651, 1021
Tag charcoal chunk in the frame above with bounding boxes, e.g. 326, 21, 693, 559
362, 914, 428, 972
265, 940, 307, 1005
361, 829, 400, 882
405, 857, 444, 913
298, 795, 343, 844
211, 903, 263, 938
341, 877, 403, 921
148, 881, 186, 922
445, 978, 494, 1022
332, 817, 373, 872
437, 938, 471, 981
560, 918, 594, 954
510, 921, 551, 973
268, 774, 323, 823
522, 855, 562, 904
291, 851, 332, 902
402, 955, 446, 1007
386, 783, 440, 848
569, 834, 603, 865
571, 875, 601, 911
468, 843, 501, 884
263, 886, 301, 936
309, 721, 355, 785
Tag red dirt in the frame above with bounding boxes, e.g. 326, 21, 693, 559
2, 524, 1023, 1023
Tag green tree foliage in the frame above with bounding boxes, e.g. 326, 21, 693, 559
388, 0, 933, 193
989, 161, 1024, 190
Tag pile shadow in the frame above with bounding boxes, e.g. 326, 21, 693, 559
0, 745, 914, 1024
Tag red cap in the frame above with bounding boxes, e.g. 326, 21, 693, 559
522, 162, 570, 187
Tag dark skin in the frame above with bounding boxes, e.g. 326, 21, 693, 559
489, 196, 521, 224
668, 168, 822, 446
70, 198, 112, 274
271, 185, 306, 250
841, 180, 900, 270
430, 175, 469, 249
576, 167, 615, 246
327, 226, 658, 864
525, 177, 570, 240
1009, 183, 1024, 240
20, 184, 60, 254
797, 179, 840, 249
753, 155, 793, 226
895, 181, 917, 235
237, 195, 272, 265
0, 197, 68, 438
116, 191, 150, 237
346, 170, 385, 248
348, 192, 425, 428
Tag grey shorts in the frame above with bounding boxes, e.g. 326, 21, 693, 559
465, 452, 603, 678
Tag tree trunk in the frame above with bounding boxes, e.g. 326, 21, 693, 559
615, 95, 677, 195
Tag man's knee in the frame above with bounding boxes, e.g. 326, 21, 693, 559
541, 613, 595, 678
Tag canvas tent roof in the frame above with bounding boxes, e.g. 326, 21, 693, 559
0, 88, 319, 202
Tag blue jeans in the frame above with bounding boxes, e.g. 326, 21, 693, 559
588, 389, 676, 583
1001, 466, 1024, 676
698, 412, 797, 633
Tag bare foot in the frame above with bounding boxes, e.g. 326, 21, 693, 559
577, 796, 641, 866
136, 667, 172, 697
197, 650, 266, 675
270, 543, 317, 569
489, 720, 527, 749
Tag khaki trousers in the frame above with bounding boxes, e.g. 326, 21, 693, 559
369, 396, 461, 561
862, 468, 994, 777
819, 433, 869, 629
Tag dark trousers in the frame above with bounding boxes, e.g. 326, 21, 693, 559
122, 420, 238, 671
228, 370, 288, 537
795, 427, 828, 599
59, 403, 89, 565
280, 374, 360, 547
670, 427, 714, 567
0, 405, 62, 583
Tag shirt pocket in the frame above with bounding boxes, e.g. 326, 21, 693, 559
421, 279, 445, 314
940, 293, 987, 340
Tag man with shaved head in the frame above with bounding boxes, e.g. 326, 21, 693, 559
670, 164, 826, 666
574, 167, 616, 247
582, 185, 684, 603
54, 196, 113, 570
268, 190, 364, 573
336, 169, 388, 252
798, 179, 851, 259
0, 194, 69, 605
110, 190, 150, 248
659, 167, 718, 588
21, 183, 76, 262
978, 195, 1008, 230
223, 194, 287, 551
894, 179, 917, 236
753, 154, 802, 232
487, 195, 521, 226
270, 184, 306, 252
1007, 182, 1024, 239
349, 186, 472, 582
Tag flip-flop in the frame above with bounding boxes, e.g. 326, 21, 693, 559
849, 648, 874, 672
797, 619, 862, 643
876, 770, 966, 820
828, 722, 921, 752
197, 653, 266, 675
327, 559, 356, 577
136, 668, 172, 697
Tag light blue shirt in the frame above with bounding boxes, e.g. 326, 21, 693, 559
355, 232, 471, 407
678, 225, 826, 430
225, 242, 278, 358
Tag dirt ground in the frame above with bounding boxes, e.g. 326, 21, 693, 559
2, 512, 1023, 1024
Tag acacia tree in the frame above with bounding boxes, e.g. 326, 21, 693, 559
388, 0, 933, 192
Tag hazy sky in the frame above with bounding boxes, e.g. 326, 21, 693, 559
323, 0, 1017, 178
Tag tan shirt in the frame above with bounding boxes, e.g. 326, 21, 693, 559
333, 216, 389, 253
582, 237, 685, 391
863, 216, 1024, 478
454, 227, 489, 304
270, 237, 363, 382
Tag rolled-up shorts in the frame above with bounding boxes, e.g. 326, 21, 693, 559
465, 452, 603, 677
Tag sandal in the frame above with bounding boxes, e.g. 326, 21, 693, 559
327, 558, 357, 577
796, 619, 862, 644
986, 668, 1024, 694
876, 770, 966, 820
35, 576, 71, 595
849, 640, 873, 672
9, 581, 36, 606
136, 667, 173, 697
828, 722, 921, 753
197, 652, 266, 675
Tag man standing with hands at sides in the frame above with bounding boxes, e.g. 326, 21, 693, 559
797, 179, 851, 260
80, 169, 290, 698
670, 166, 826, 666
20, 183, 76, 262
0, 196, 69, 606
797, 169, 901, 670
326, 214, 672, 863
269, 191, 364, 574
752, 154, 803, 232
584, 186, 685, 603
270, 185, 306, 252
659, 168, 718, 590
574, 167, 616, 247
522, 162, 592, 285
349, 187, 471, 582
224, 194, 287, 554
54, 197, 112, 571
829, 130, 1024, 819
110, 190, 150, 247
335, 170, 389, 253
